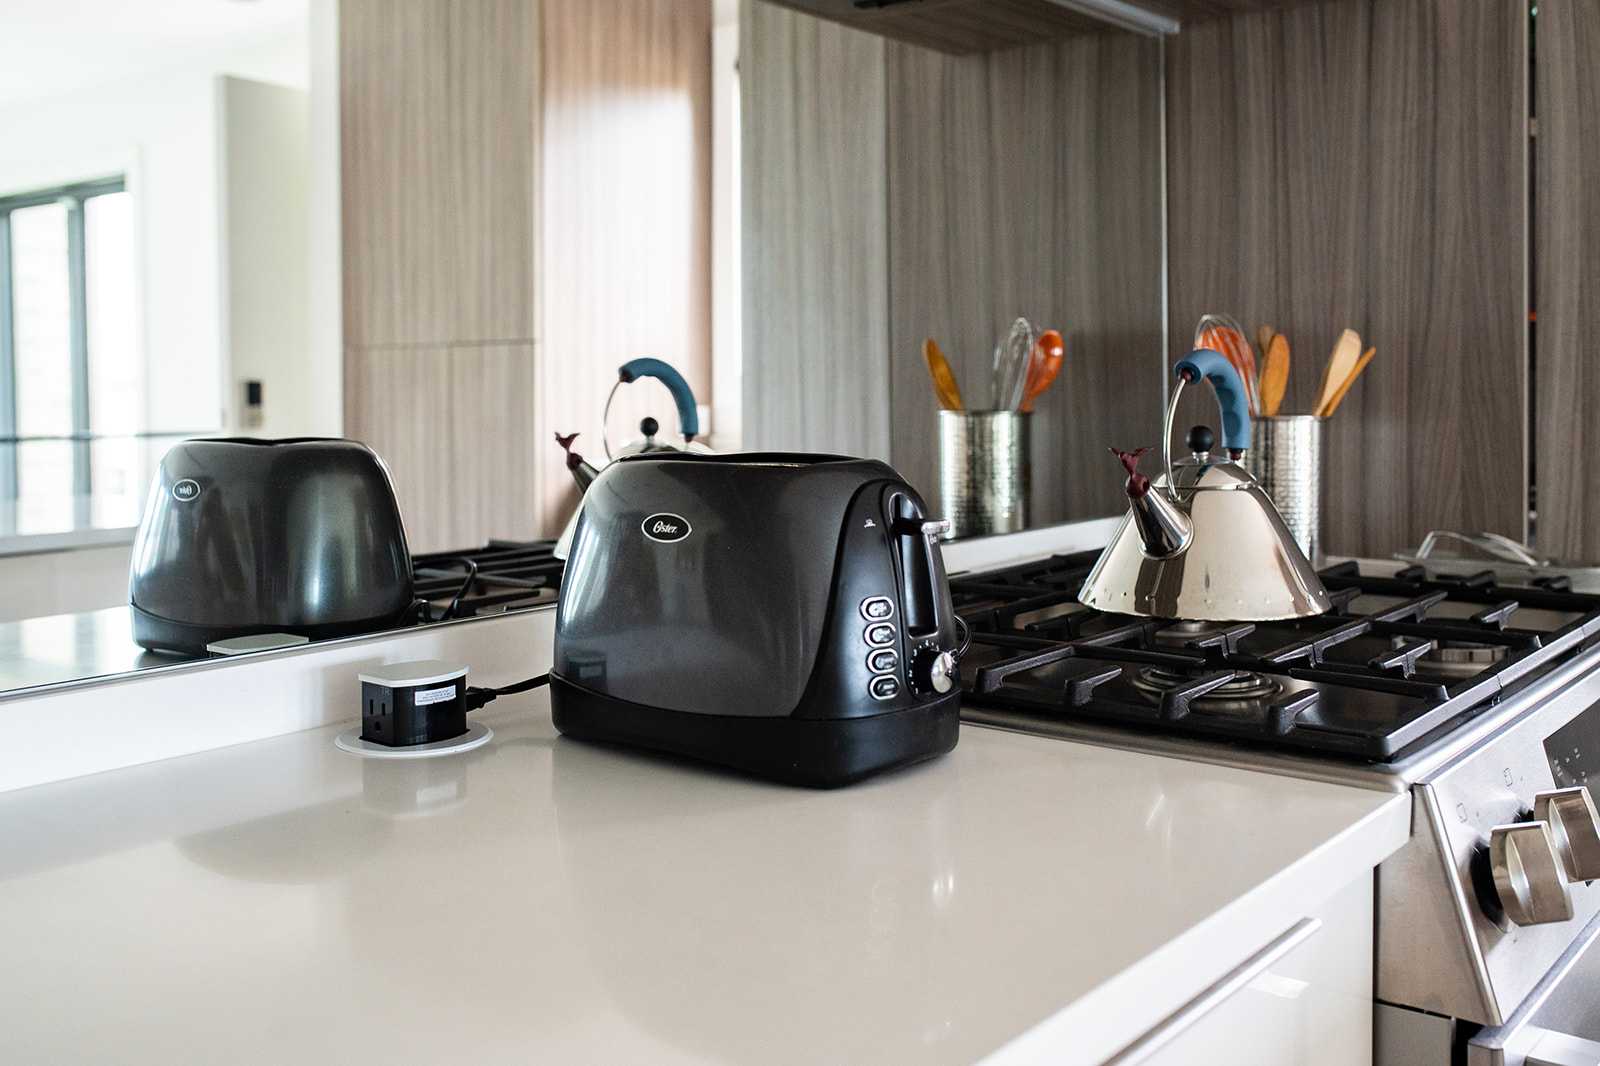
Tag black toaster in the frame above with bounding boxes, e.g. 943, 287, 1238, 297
129, 438, 416, 655
550, 452, 963, 786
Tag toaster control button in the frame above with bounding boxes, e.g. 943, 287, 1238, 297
868, 650, 899, 674
870, 675, 901, 701
865, 623, 896, 647
861, 597, 894, 621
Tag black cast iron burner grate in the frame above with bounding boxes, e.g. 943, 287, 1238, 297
412, 539, 564, 619
952, 553, 1600, 760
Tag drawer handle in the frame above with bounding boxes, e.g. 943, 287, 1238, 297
1104, 917, 1323, 1066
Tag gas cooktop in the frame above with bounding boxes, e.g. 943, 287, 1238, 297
953, 552, 1600, 764
412, 540, 564, 620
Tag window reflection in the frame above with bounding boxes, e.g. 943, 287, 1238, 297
3, 181, 144, 515
86, 191, 141, 437
14, 441, 73, 532
11, 201, 73, 438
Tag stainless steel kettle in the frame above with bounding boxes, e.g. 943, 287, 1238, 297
1078, 349, 1331, 621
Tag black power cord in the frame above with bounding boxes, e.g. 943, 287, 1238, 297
441, 557, 480, 620
464, 672, 551, 713
953, 614, 973, 661
407, 558, 482, 625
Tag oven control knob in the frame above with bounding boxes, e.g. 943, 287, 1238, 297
1490, 821, 1575, 926
1534, 787, 1600, 883
909, 646, 957, 696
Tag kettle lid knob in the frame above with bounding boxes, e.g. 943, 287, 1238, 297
1186, 425, 1215, 457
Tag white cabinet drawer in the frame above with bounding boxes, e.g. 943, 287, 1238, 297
1109, 876, 1373, 1066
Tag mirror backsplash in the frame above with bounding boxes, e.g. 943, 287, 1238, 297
0, 0, 1165, 697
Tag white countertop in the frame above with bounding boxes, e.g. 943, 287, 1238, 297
0, 691, 1409, 1064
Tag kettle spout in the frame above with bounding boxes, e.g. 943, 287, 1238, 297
1111, 447, 1192, 560
556, 432, 601, 494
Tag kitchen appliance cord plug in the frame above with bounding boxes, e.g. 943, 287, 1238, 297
464, 672, 551, 712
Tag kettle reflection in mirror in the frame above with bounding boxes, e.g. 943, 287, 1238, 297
553, 358, 714, 560
1078, 349, 1333, 622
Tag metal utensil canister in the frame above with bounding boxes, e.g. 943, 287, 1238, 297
1246, 415, 1324, 563
937, 411, 1030, 540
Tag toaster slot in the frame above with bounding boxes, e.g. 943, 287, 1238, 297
889, 493, 948, 640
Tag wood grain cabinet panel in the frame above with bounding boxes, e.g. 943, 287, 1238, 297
740, 0, 892, 463
340, 0, 537, 347
742, 1, 1164, 521
1534, 0, 1600, 560
1167, 0, 1528, 556
539, 0, 713, 535
886, 32, 1165, 522
1362, 0, 1527, 552
344, 345, 452, 551
343, 0, 713, 543
449, 342, 538, 549
346, 344, 537, 553
341, 0, 539, 550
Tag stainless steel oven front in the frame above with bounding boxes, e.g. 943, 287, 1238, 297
1467, 911, 1600, 1065
1377, 653, 1600, 1063
1381, 917, 1600, 1065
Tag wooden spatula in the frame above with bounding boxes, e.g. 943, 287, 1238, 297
1314, 329, 1362, 417
923, 338, 964, 412
1319, 347, 1375, 417
1260, 332, 1290, 416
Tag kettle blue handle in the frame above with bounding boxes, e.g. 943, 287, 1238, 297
1174, 349, 1251, 453
618, 358, 699, 440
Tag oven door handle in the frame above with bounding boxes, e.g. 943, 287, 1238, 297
1105, 917, 1322, 1065
1527, 1030, 1600, 1066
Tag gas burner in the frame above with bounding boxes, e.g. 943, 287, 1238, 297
1131, 666, 1283, 709
1150, 619, 1253, 650
1408, 638, 1510, 679
1151, 620, 1222, 644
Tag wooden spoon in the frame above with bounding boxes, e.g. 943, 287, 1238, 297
1260, 332, 1290, 417
1256, 324, 1276, 363
1314, 329, 1363, 417
923, 338, 964, 412
1319, 347, 1375, 417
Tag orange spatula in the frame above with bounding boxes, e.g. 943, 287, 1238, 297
1020, 329, 1065, 413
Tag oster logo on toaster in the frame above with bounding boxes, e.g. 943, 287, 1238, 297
641, 513, 692, 543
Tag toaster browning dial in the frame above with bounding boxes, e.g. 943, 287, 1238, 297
908, 640, 957, 697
